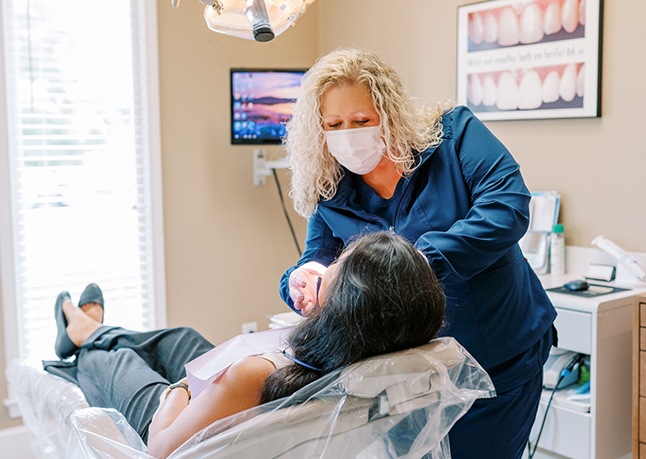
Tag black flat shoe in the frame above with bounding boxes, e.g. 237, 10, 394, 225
78, 283, 104, 321
54, 291, 78, 359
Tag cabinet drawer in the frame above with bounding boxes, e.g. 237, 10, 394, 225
530, 400, 591, 459
640, 302, 646, 327
641, 352, 646, 397
641, 397, 646, 442
553, 308, 592, 355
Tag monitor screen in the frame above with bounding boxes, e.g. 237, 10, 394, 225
230, 68, 307, 145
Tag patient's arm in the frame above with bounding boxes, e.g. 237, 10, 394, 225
147, 356, 276, 459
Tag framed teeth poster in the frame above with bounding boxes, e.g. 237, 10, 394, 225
456, 0, 603, 121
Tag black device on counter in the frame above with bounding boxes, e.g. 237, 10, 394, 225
563, 279, 589, 292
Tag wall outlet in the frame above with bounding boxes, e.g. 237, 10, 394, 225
241, 321, 258, 334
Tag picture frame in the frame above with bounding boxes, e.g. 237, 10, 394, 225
456, 0, 603, 121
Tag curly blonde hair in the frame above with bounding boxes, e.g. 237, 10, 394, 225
285, 48, 449, 218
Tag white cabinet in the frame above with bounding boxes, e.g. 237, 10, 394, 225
528, 281, 642, 459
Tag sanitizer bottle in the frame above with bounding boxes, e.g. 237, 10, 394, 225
550, 224, 565, 275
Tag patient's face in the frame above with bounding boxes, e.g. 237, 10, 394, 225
316, 262, 337, 307
317, 251, 349, 307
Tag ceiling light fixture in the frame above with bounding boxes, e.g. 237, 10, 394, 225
171, 0, 316, 42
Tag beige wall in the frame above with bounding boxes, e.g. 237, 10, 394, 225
317, 0, 646, 252
2, 0, 645, 432
156, 1, 316, 343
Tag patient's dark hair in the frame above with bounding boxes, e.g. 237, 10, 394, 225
260, 231, 445, 403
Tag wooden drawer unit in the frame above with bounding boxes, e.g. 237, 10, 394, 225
635, 294, 646, 456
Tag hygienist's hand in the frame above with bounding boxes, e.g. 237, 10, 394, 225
289, 261, 327, 316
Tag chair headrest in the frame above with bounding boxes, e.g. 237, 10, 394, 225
338, 337, 465, 398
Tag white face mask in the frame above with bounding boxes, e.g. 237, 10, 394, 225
324, 126, 386, 175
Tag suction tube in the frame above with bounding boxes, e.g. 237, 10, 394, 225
245, 0, 275, 42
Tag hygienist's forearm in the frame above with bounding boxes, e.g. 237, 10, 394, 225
147, 389, 190, 458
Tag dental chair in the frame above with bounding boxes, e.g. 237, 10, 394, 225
6, 337, 495, 458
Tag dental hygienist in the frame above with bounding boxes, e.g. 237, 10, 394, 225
278, 48, 557, 459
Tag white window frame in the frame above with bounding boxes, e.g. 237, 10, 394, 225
0, 0, 167, 418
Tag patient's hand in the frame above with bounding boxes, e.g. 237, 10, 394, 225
289, 262, 327, 316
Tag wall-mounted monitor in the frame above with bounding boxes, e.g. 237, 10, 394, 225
230, 68, 307, 145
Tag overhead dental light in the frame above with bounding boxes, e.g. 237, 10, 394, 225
171, 0, 316, 42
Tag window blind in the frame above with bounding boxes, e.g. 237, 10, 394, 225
0, 0, 164, 362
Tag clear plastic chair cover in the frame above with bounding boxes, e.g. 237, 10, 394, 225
6, 337, 495, 458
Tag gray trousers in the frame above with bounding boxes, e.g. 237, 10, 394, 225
44, 326, 214, 442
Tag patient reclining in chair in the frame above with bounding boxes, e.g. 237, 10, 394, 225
43, 231, 452, 458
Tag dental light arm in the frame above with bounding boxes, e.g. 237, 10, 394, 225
171, 0, 216, 7
171, 0, 316, 42
253, 149, 288, 186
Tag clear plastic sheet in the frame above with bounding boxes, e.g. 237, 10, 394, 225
5, 357, 89, 457
6, 337, 494, 458
67, 408, 149, 459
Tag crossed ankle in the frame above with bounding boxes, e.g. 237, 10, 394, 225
80, 303, 104, 323
66, 318, 101, 347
